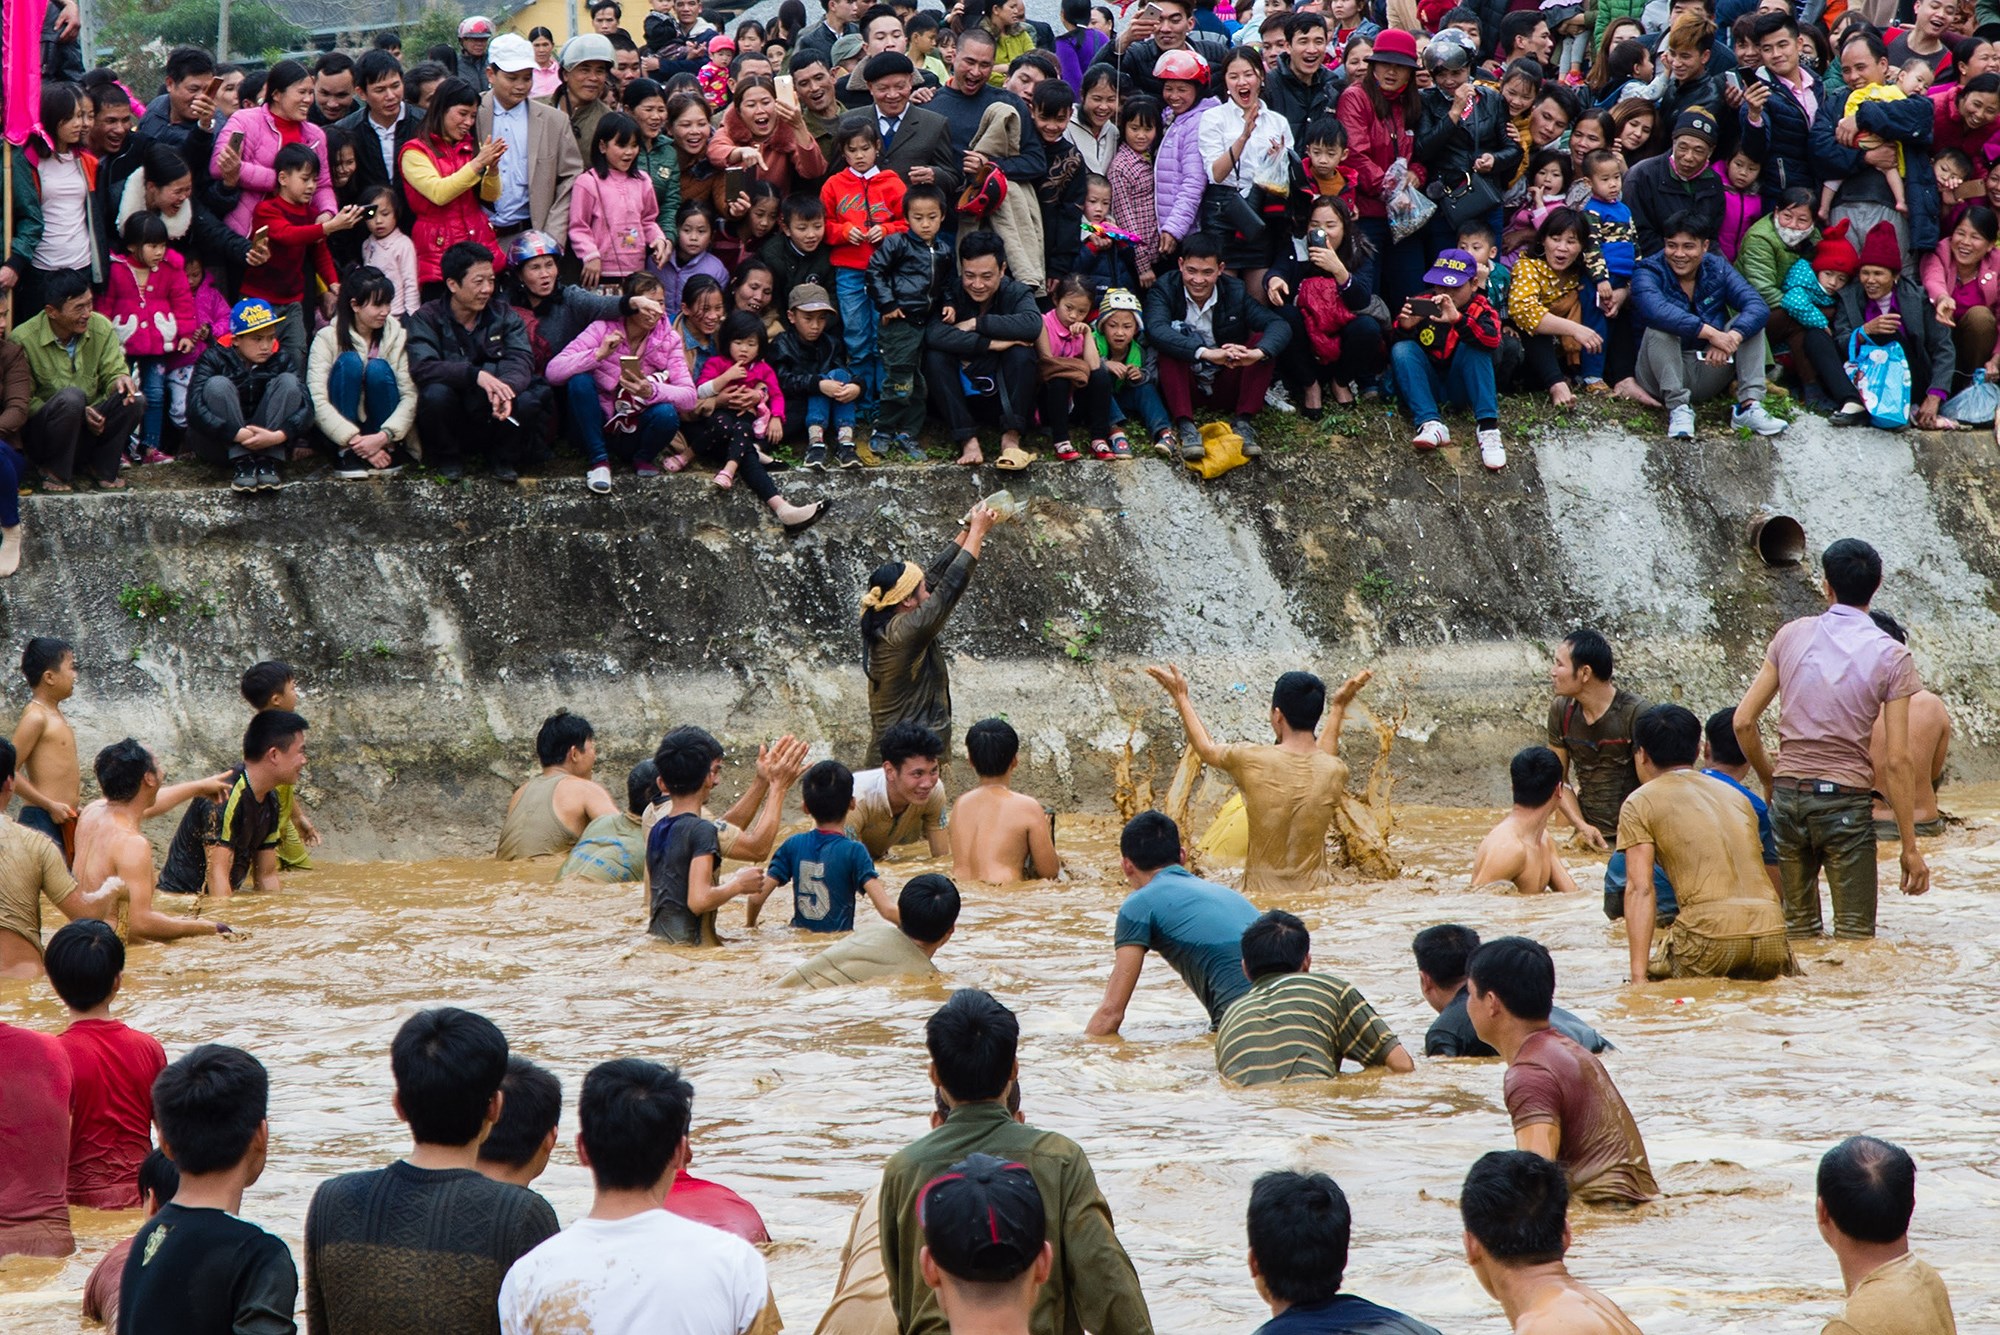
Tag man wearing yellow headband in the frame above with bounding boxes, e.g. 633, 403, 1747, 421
860, 505, 1001, 766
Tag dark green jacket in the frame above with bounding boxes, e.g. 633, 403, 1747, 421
863, 541, 975, 764
878, 1102, 1153, 1335
635, 131, 682, 240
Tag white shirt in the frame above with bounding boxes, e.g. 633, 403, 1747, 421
1065, 115, 1118, 176
489, 96, 532, 226
369, 112, 400, 179
1183, 287, 1219, 342
847, 766, 946, 858
499, 1210, 770, 1335
35, 153, 93, 271
1197, 98, 1294, 196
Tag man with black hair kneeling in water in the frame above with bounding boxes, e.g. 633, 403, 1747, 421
781, 874, 960, 988
1246, 1169, 1443, 1334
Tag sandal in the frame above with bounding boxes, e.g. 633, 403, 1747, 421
994, 444, 1037, 471
38, 474, 71, 494
782, 498, 831, 534
1053, 439, 1081, 462
1090, 438, 1115, 460
714, 465, 737, 490
661, 453, 691, 473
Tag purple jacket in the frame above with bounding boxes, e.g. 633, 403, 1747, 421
1153, 96, 1219, 240
212, 106, 335, 234
545, 314, 698, 417
1053, 27, 1107, 90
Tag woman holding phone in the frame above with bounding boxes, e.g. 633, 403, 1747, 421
545, 270, 697, 492
399, 79, 508, 299
708, 76, 825, 195
212, 59, 337, 237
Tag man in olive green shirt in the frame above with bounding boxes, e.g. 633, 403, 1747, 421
877, 990, 1152, 1335
6, 272, 140, 490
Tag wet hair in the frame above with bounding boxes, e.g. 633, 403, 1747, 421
477, 1056, 563, 1168
579, 1058, 694, 1189
45, 919, 124, 1011
1270, 671, 1325, 731
1246, 1171, 1351, 1302
1510, 746, 1564, 807
625, 759, 660, 815
242, 709, 307, 762
392, 1007, 510, 1146
1870, 610, 1909, 644
1823, 537, 1883, 606
1818, 1136, 1917, 1243
0, 738, 15, 788
927, 989, 1018, 1101
965, 718, 1020, 778
154, 1044, 269, 1174
274, 141, 321, 179
655, 726, 725, 796
801, 759, 856, 824
535, 709, 595, 767
1120, 810, 1181, 873
1241, 909, 1310, 981
241, 661, 296, 710
1704, 707, 1750, 765
138, 1146, 181, 1210
1561, 627, 1614, 681
782, 192, 826, 224
1634, 703, 1701, 769
95, 738, 157, 803
264, 58, 311, 104
336, 265, 397, 348
1461, 1150, 1569, 1262
589, 111, 643, 177
899, 874, 961, 943
1412, 923, 1481, 986
441, 239, 494, 286
879, 721, 945, 768
1466, 936, 1555, 1021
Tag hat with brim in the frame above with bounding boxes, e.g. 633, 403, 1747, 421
789, 281, 836, 312
1422, 248, 1477, 289
488, 33, 535, 72
831, 32, 864, 63
560, 33, 616, 67
1367, 28, 1420, 67
229, 298, 286, 337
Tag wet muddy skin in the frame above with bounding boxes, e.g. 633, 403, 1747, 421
3, 795, 1997, 1334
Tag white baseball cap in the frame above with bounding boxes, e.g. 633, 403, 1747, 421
488, 33, 535, 72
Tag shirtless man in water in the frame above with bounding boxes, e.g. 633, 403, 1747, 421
0, 739, 121, 979
1471, 747, 1577, 895
1462, 1150, 1643, 1334
1867, 612, 1951, 839
1145, 663, 1371, 898
71, 740, 233, 941
497, 710, 618, 860
950, 719, 1058, 884
11, 636, 82, 858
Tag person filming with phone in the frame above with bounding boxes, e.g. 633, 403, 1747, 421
1387, 248, 1509, 471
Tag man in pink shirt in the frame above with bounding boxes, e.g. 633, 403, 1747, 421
0, 1019, 74, 1258
1733, 538, 1930, 939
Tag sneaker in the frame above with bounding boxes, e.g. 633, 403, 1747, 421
492, 462, 519, 484
898, 433, 925, 461
1232, 417, 1260, 457
256, 459, 281, 491
836, 444, 862, 469
1263, 383, 1296, 414
1090, 438, 1115, 460
1477, 427, 1506, 471
1731, 401, 1788, 436
231, 458, 258, 492
1667, 405, 1696, 439
586, 464, 612, 493
1176, 419, 1204, 462
1411, 420, 1450, 450
635, 459, 662, 477
334, 451, 371, 480
1109, 431, 1132, 459
1053, 440, 1082, 462
804, 444, 828, 470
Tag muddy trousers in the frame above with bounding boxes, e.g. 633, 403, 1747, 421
1635, 326, 1768, 410
24, 387, 141, 485
1773, 786, 1877, 939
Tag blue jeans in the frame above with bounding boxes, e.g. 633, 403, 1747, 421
1111, 382, 1171, 438
1603, 848, 1679, 923
566, 375, 679, 465
806, 366, 858, 430
326, 351, 401, 441
133, 356, 167, 450
834, 269, 879, 405
1389, 339, 1498, 425
1581, 281, 1625, 382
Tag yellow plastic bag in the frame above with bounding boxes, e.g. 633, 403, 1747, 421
1186, 422, 1249, 479
1197, 791, 1249, 862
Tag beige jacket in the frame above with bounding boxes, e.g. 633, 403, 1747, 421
964, 102, 1045, 287
475, 92, 584, 243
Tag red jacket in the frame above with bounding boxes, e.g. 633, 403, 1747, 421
1398, 290, 1501, 363
1335, 82, 1421, 221
820, 168, 908, 270
242, 195, 338, 306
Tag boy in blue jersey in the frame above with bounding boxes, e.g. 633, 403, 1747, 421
751, 760, 900, 932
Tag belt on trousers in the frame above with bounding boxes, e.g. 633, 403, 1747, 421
493, 220, 531, 238
1771, 776, 1875, 797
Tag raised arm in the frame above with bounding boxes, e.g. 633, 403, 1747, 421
1319, 669, 1372, 756
722, 737, 809, 863
1143, 664, 1227, 767
147, 772, 232, 818
1085, 943, 1146, 1036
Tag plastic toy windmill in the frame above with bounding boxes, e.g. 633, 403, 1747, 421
1079, 216, 1144, 247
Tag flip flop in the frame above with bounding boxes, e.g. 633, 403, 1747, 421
994, 444, 1036, 471
661, 454, 690, 473
783, 498, 831, 535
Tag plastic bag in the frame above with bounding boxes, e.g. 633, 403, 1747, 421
1384, 160, 1436, 243
1197, 792, 1248, 863
1845, 331, 1911, 429
1942, 367, 2000, 424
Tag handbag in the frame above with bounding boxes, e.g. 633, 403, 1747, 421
1845, 329, 1912, 429
1426, 98, 1504, 231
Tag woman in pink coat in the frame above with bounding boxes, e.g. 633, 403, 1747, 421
1923, 205, 2000, 382
543, 271, 695, 492
211, 60, 335, 235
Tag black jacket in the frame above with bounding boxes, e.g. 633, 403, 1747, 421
187, 343, 312, 442
1262, 57, 1339, 144
1414, 84, 1521, 197
866, 230, 955, 318
769, 328, 846, 400
1624, 154, 1726, 257
1809, 93, 1942, 253
1093, 32, 1233, 99
1737, 66, 1815, 202
1831, 277, 1955, 400
925, 275, 1043, 358
757, 234, 837, 315
336, 103, 425, 201
1656, 72, 1736, 158
1143, 270, 1291, 362
407, 298, 534, 392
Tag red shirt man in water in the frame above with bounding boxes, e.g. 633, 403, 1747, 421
47, 919, 167, 1209
0, 1019, 74, 1257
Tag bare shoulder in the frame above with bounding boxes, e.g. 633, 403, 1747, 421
1517, 1287, 1643, 1335
1001, 789, 1048, 821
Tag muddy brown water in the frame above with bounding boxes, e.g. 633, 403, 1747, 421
4, 795, 1998, 1334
